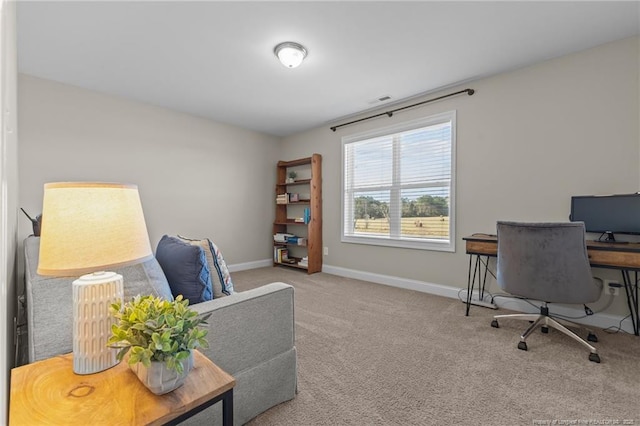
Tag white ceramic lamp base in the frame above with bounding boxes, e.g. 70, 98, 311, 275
72, 271, 124, 375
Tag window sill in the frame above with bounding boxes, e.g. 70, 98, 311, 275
341, 234, 455, 252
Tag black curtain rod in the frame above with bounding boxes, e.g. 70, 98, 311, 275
330, 88, 475, 132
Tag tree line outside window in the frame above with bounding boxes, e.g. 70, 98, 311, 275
354, 195, 449, 220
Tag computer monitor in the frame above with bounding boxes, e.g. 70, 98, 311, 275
570, 193, 640, 242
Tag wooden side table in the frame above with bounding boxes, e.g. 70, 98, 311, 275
9, 350, 235, 426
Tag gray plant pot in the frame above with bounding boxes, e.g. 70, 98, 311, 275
129, 351, 194, 395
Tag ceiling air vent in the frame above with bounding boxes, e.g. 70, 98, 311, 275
367, 95, 392, 105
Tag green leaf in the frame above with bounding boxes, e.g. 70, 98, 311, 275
174, 360, 184, 374
175, 350, 190, 360
166, 357, 175, 370
116, 347, 130, 361
166, 314, 176, 327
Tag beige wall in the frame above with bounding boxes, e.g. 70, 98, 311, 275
282, 36, 640, 317
15, 36, 640, 324
18, 75, 280, 264
1, 0, 18, 421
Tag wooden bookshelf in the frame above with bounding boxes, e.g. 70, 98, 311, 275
273, 154, 322, 274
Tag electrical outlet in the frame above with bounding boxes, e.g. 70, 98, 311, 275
604, 280, 620, 296
323, 246, 328, 256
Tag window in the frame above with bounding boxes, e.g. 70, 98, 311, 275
342, 111, 456, 251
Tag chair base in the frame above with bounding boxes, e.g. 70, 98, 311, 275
491, 306, 601, 363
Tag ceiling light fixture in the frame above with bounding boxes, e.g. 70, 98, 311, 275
274, 41, 307, 68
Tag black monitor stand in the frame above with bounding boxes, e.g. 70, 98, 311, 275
597, 231, 629, 244
602, 231, 616, 242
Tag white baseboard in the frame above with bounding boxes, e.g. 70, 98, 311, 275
227, 258, 272, 273
322, 264, 636, 335
322, 264, 460, 298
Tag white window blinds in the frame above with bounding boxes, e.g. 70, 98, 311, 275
342, 111, 456, 251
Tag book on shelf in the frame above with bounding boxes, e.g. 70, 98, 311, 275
274, 233, 295, 243
273, 247, 289, 263
303, 207, 311, 224
298, 256, 309, 267
274, 233, 302, 245
277, 193, 307, 204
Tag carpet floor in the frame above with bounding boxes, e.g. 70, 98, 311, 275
231, 267, 640, 426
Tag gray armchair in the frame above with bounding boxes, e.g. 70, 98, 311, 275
490, 221, 603, 363
23, 236, 297, 425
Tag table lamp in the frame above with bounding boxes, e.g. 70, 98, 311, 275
37, 182, 153, 374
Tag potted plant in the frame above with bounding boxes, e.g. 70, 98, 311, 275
286, 171, 297, 183
108, 294, 210, 394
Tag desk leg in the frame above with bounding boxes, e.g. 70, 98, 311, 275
466, 255, 491, 316
222, 388, 234, 426
465, 254, 475, 316
621, 270, 639, 336
478, 256, 490, 302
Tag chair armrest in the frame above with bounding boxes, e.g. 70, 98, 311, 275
190, 282, 295, 375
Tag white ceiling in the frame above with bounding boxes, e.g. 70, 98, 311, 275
16, 1, 640, 137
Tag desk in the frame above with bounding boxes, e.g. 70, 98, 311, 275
9, 350, 235, 426
463, 233, 640, 336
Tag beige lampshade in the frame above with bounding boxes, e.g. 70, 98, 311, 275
37, 182, 153, 276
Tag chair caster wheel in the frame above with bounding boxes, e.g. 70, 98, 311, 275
587, 333, 598, 342
491, 319, 499, 328
541, 326, 549, 334
517, 341, 528, 351
589, 353, 601, 363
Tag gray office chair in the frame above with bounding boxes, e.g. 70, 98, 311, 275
491, 221, 603, 363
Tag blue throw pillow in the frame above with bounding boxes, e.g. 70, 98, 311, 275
177, 235, 235, 296
155, 235, 213, 304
